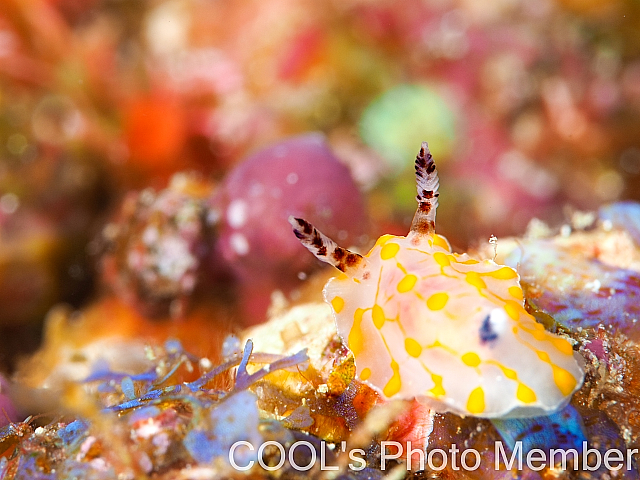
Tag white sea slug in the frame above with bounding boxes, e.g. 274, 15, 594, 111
290, 142, 584, 418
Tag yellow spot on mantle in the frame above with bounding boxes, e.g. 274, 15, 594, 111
380, 242, 400, 260
427, 292, 449, 310
552, 366, 577, 396
553, 337, 574, 355
501, 366, 518, 380
430, 374, 445, 397
360, 367, 371, 381
486, 267, 518, 280
383, 360, 401, 397
397, 274, 417, 293
533, 330, 546, 341
537, 351, 550, 363
504, 300, 521, 320
462, 352, 481, 367
516, 383, 537, 403
373, 234, 394, 248
348, 308, 365, 356
466, 271, 487, 290
458, 258, 480, 265
372, 304, 386, 329
433, 234, 450, 250
331, 296, 345, 313
405, 338, 422, 357
508, 286, 523, 300
433, 252, 450, 267
467, 387, 485, 414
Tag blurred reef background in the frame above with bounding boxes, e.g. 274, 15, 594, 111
1, 0, 640, 478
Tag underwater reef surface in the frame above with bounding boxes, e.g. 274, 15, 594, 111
2, 202, 640, 479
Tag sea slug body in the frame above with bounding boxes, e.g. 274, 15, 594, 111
290, 142, 584, 418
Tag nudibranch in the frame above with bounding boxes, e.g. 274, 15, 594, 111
289, 142, 584, 418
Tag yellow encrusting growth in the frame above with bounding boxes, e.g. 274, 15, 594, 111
360, 368, 372, 381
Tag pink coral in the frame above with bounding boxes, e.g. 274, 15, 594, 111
211, 133, 368, 324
